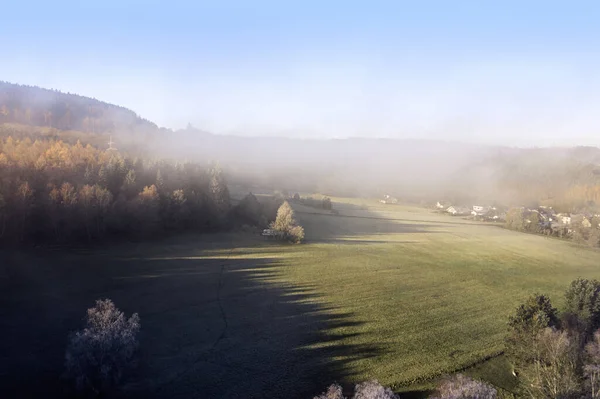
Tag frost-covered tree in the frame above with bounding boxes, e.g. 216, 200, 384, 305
314, 383, 345, 399
64, 299, 140, 395
314, 381, 398, 399
430, 374, 496, 399
353, 380, 399, 399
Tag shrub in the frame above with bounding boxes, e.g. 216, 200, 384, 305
288, 225, 305, 243
353, 380, 399, 399
505, 208, 526, 231
64, 299, 140, 395
431, 374, 496, 399
314, 383, 345, 399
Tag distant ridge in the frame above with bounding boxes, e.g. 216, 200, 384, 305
0, 81, 158, 135
4, 81, 600, 208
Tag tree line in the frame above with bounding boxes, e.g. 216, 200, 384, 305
290, 193, 333, 211
505, 207, 600, 248
0, 137, 272, 244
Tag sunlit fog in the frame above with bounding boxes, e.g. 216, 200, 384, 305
3, 2, 600, 399
2, 1, 600, 145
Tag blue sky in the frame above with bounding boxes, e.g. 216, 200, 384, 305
2, 1, 600, 145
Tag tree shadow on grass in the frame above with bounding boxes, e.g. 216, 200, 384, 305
0, 240, 382, 399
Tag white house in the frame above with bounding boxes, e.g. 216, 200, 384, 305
557, 213, 572, 225
471, 205, 492, 218
436, 201, 450, 209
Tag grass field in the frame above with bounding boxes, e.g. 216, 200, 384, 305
2, 198, 600, 398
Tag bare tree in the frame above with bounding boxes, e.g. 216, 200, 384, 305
64, 299, 140, 396
520, 328, 580, 399
585, 330, 600, 399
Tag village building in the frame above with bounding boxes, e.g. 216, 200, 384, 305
380, 195, 398, 204
436, 201, 451, 209
447, 206, 471, 216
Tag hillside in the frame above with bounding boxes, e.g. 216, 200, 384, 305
167, 127, 600, 210
3, 81, 600, 210
0, 81, 158, 135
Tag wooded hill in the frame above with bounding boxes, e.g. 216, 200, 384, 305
3, 80, 600, 213
0, 81, 158, 135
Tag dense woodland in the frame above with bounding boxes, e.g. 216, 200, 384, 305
0, 137, 278, 245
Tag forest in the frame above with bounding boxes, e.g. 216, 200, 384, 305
0, 137, 278, 245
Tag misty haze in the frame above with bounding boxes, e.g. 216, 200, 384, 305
2, 2, 600, 399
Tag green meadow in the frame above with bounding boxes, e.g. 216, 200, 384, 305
3, 198, 599, 398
